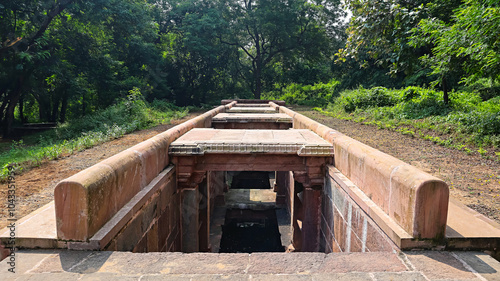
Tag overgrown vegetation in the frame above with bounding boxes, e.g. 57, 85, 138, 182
0, 89, 188, 181
316, 85, 500, 159
1, 0, 499, 166
1, 0, 345, 137
262, 80, 340, 106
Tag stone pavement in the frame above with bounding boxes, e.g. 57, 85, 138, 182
1, 250, 499, 280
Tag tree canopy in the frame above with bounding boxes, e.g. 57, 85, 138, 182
1, 0, 499, 137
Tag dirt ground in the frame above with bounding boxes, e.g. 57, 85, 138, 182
0, 109, 499, 230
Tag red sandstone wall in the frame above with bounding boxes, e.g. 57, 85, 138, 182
54, 102, 236, 242
321, 166, 397, 252
272, 102, 449, 239
105, 167, 181, 252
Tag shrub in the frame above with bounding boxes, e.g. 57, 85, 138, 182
334, 87, 398, 113
261, 79, 340, 106
324, 86, 500, 149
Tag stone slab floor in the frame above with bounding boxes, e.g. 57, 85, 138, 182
1, 250, 499, 280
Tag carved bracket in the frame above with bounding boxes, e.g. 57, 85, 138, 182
173, 156, 206, 189
292, 170, 323, 190
178, 171, 206, 189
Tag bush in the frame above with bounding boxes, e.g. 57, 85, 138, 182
261, 79, 340, 106
324, 86, 500, 149
392, 87, 450, 119
334, 87, 398, 113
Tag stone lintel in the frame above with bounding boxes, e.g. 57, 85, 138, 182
212, 113, 293, 123
231, 104, 272, 107
174, 154, 331, 173
221, 99, 286, 105
227, 107, 278, 113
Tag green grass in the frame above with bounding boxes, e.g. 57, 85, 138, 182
0, 89, 189, 181
315, 86, 500, 160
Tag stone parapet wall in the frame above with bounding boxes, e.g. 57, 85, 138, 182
55, 102, 236, 242
322, 166, 397, 252
65, 166, 182, 252
271, 102, 449, 239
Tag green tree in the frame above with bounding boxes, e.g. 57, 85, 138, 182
218, 0, 343, 99
410, 0, 500, 92
338, 0, 462, 103
0, 0, 163, 136
156, 0, 240, 105
0, 0, 76, 136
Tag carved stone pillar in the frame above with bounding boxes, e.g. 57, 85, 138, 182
173, 156, 207, 252
181, 187, 200, 252
291, 159, 324, 252
275, 171, 288, 207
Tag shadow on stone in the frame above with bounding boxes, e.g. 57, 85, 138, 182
219, 209, 284, 253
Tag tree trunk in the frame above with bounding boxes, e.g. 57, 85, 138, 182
254, 66, 262, 99
442, 77, 449, 105
254, 31, 262, 100
19, 93, 26, 123
60, 91, 68, 123
51, 95, 60, 123
2, 77, 24, 137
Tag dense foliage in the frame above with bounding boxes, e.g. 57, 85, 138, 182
0, 0, 345, 137
1, 0, 499, 161
262, 79, 339, 106
338, 0, 500, 104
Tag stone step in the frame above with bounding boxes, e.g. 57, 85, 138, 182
1, 250, 499, 280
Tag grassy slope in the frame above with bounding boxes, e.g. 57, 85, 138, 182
0, 98, 189, 181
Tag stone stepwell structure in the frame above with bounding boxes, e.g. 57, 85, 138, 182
1, 100, 500, 280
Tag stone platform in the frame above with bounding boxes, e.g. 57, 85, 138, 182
168, 128, 334, 156
1, 250, 499, 280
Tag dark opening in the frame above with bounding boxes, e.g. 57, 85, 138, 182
219, 209, 285, 253
230, 171, 272, 189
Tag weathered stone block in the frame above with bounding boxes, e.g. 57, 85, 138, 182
149, 134, 171, 171
157, 207, 169, 251
129, 140, 162, 188
141, 194, 160, 233
350, 231, 363, 252
147, 222, 158, 252
364, 219, 395, 252
159, 175, 176, 211
350, 210, 364, 243
102, 149, 143, 204
55, 163, 116, 241
333, 207, 346, 251
390, 164, 449, 239
133, 233, 148, 253
115, 211, 144, 252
